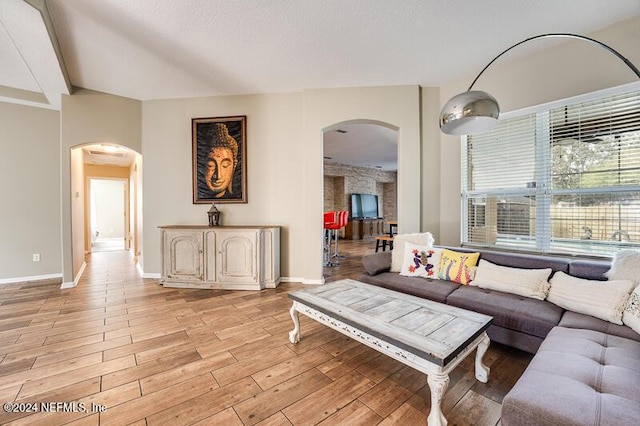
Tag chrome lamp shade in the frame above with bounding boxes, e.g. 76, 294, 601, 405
439, 90, 499, 135
439, 33, 640, 136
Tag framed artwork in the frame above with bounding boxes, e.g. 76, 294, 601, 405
192, 115, 247, 204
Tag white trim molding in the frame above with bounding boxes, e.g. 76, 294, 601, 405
281, 277, 324, 285
0, 273, 62, 285
136, 263, 161, 279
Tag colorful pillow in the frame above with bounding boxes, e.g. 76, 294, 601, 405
438, 249, 480, 285
471, 259, 551, 300
623, 285, 640, 334
399, 244, 443, 278
548, 271, 634, 325
390, 232, 435, 272
605, 249, 640, 286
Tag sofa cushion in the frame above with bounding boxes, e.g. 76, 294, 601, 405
559, 311, 640, 343
478, 250, 571, 274
357, 272, 459, 304
446, 285, 563, 338
471, 259, 551, 300
568, 259, 610, 281
362, 251, 392, 276
502, 327, 640, 426
548, 271, 634, 325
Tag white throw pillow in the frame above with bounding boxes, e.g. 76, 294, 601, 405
399, 244, 442, 278
623, 285, 640, 335
605, 249, 640, 286
471, 259, 551, 300
390, 232, 435, 272
548, 271, 634, 325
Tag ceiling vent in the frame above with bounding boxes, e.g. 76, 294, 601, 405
88, 150, 127, 158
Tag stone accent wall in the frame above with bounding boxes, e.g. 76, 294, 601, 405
324, 162, 397, 223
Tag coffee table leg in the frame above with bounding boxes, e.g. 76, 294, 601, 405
288, 304, 300, 344
475, 332, 490, 383
427, 373, 449, 426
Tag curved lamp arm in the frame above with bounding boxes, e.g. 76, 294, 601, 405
467, 33, 640, 91
440, 33, 640, 136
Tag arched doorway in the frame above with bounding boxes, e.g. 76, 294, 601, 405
322, 120, 399, 275
69, 143, 143, 283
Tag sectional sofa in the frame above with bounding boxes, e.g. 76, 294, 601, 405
358, 246, 640, 426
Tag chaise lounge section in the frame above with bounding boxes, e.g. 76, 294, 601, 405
359, 245, 640, 425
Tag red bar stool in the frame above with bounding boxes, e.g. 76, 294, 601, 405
323, 211, 338, 267
331, 210, 349, 259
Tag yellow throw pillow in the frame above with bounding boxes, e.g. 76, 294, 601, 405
438, 249, 480, 285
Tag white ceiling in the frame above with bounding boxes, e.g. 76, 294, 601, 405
324, 124, 398, 171
1, 0, 640, 167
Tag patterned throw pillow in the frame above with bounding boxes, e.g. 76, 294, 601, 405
399, 244, 442, 278
623, 285, 640, 334
390, 232, 435, 272
438, 249, 480, 285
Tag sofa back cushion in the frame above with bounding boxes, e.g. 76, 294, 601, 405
478, 250, 571, 274
568, 260, 610, 281
362, 251, 392, 276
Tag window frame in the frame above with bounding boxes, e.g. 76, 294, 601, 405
460, 82, 640, 258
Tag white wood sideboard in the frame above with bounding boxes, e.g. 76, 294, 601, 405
159, 225, 280, 290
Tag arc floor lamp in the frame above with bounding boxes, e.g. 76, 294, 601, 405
439, 33, 640, 136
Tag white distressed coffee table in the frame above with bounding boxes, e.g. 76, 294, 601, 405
288, 279, 492, 426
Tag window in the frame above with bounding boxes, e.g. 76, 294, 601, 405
462, 86, 640, 257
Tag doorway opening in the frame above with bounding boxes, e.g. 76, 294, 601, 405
89, 178, 127, 252
322, 120, 399, 273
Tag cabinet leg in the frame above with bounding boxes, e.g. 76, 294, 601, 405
288, 304, 300, 343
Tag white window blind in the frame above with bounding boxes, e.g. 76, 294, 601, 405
462, 88, 640, 257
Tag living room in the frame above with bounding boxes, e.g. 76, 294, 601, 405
1, 1, 640, 424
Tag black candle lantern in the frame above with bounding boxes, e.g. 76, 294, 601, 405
207, 203, 221, 226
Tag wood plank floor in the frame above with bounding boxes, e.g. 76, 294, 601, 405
0, 240, 532, 425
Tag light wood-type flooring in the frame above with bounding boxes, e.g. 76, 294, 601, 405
0, 239, 532, 425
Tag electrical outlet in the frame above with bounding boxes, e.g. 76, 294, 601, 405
33, 254, 40, 262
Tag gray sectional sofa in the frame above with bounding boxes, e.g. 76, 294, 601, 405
359, 246, 640, 426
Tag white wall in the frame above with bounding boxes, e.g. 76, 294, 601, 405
141, 86, 421, 283
302, 86, 421, 282
141, 92, 305, 278
61, 89, 141, 283
0, 102, 61, 282
91, 179, 125, 239
437, 15, 640, 246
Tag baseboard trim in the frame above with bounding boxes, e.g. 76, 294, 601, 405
281, 277, 325, 285
60, 281, 76, 289
0, 273, 63, 285
136, 263, 161, 279
74, 261, 87, 286
301, 278, 325, 285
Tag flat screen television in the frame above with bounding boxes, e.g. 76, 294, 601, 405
351, 193, 379, 219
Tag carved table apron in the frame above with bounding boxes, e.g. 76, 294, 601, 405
288, 279, 492, 426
